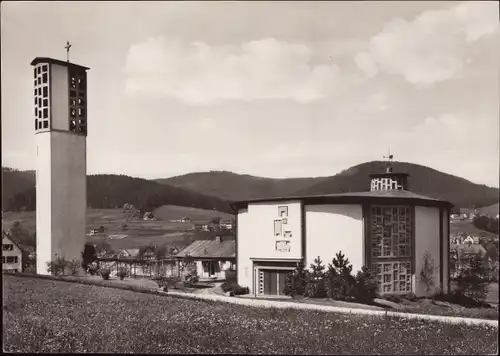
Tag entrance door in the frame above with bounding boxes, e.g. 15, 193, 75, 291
261, 270, 289, 296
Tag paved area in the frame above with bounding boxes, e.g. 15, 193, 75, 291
159, 289, 498, 327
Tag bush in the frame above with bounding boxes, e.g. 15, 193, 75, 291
283, 263, 309, 297
324, 252, 356, 301
419, 251, 436, 298
221, 282, 249, 295
350, 266, 379, 303
304, 256, 327, 298
452, 253, 490, 302
117, 267, 128, 280
100, 268, 111, 280
46, 257, 68, 276
66, 259, 81, 276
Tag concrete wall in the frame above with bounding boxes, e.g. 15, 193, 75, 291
50, 63, 69, 131
2, 236, 23, 272
50, 131, 87, 263
36, 133, 52, 274
237, 201, 302, 292
414, 206, 441, 297
441, 208, 449, 293
305, 204, 364, 272
36, 131, 86, 274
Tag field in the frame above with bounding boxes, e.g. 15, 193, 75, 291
1, 205, 235, 250
3, 275, 498, 354
450, 219, 499, 240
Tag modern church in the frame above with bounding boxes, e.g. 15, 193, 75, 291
232, 160, 453, 297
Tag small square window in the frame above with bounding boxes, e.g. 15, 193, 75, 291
43, 108, 48, 118
77, 98, 84, 105
69, 120, 76, 131
43, 86, 48, 98
70, 77, 76, 88
70, 109, 76, 118
43, 99, 48, 106
278, 206, 288, 217
78, 126, 86, 134
78, 108, 85, 117
42, 73, 48, 83
42, 65, 48, 72
70, 90, 76, 98
78, 119, 86, 125
37, 77, 41, 85
43, 121, 49, 128
70, 99, 76, 107
37, 66, 41, 75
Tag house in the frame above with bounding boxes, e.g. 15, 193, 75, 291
143, 212, 156, 221
116, 248, 140, 259
231, 161, 454, 297
181, 217, 192, 223
219, 220, 234, 230
176, 236, 236, 279
2, 231, 23, 272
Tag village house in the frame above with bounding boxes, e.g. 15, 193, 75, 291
219, 220, 234, 231
232, 160, 453, 297
176, 236, 236, 279
2, 231, 23, 272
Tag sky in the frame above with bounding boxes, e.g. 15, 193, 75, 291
1, 1, 499, 187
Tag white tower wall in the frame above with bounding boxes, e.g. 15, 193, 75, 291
32, 57, 89, 275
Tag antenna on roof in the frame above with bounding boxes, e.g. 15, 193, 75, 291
383, 149, 394, 173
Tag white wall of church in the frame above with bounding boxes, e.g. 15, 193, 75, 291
237, 201, 302, 293
305, 204, 364, 273
36, 132, 52, 274
414, 206, 441, 297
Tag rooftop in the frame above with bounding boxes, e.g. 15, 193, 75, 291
30, 57, 90, 71
176, 239, 235, 259
231, 189, 453, 210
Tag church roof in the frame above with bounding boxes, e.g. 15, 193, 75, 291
231, 189, 453, 210
30, 57, 90, 71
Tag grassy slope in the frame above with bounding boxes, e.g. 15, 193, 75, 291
3, 275, 498, 354
477, 203, 499, 216
1, 206, 233, 250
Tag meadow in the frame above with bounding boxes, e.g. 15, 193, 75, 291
3, 275, 498, 354
2, 205, 235, 250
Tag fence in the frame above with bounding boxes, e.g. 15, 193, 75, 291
96, 258, 182, 279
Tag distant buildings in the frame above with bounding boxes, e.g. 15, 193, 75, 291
2, 231, 23, 272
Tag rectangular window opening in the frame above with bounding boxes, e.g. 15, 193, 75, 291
43, 121, 49, 129
43, 108, 48, 119
42, 86, 48, 98
70, 90, 76, 98
278, 206, 288, 217
42, 73, 48, 83
38, 121, 43, 129
274, 219, 282, 236
43, 99, 48, 106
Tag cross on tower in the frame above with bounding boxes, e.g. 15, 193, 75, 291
65, 41, 72, 62
383, 149, 394, 173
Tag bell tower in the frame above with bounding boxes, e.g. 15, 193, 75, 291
31, 51, 90, 275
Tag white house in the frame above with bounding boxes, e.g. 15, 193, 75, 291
176, 236, 236, 279
231, 163, 453, 298
2, 232, 23, 272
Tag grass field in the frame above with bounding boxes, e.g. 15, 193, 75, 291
3, 275, 498, 354
1, 205, 235, 250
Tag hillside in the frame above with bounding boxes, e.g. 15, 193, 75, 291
1, 169, 233, 214
477, 203, 499, 217
156, 171, 330, 202
157, 162, 499, 209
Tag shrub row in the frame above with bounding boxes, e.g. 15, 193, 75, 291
283, 251, 379, 303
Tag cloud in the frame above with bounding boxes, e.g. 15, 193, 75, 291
124, 37, 340, 105
354, 2, 499, 85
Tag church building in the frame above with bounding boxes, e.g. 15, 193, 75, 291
232, 158, 453, 297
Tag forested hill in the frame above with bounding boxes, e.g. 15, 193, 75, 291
2, 169, 233, 214
157, 162, 499, 210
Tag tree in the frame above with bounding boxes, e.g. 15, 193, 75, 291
324, 251, 356, 300
351, 266, 379, 303
453, 253, 490, 303
305, 256, 327, 298
81, 243, 97, 272
419, 251, 436, 298
283, 262, 309, 297
210, 217, 221, 225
